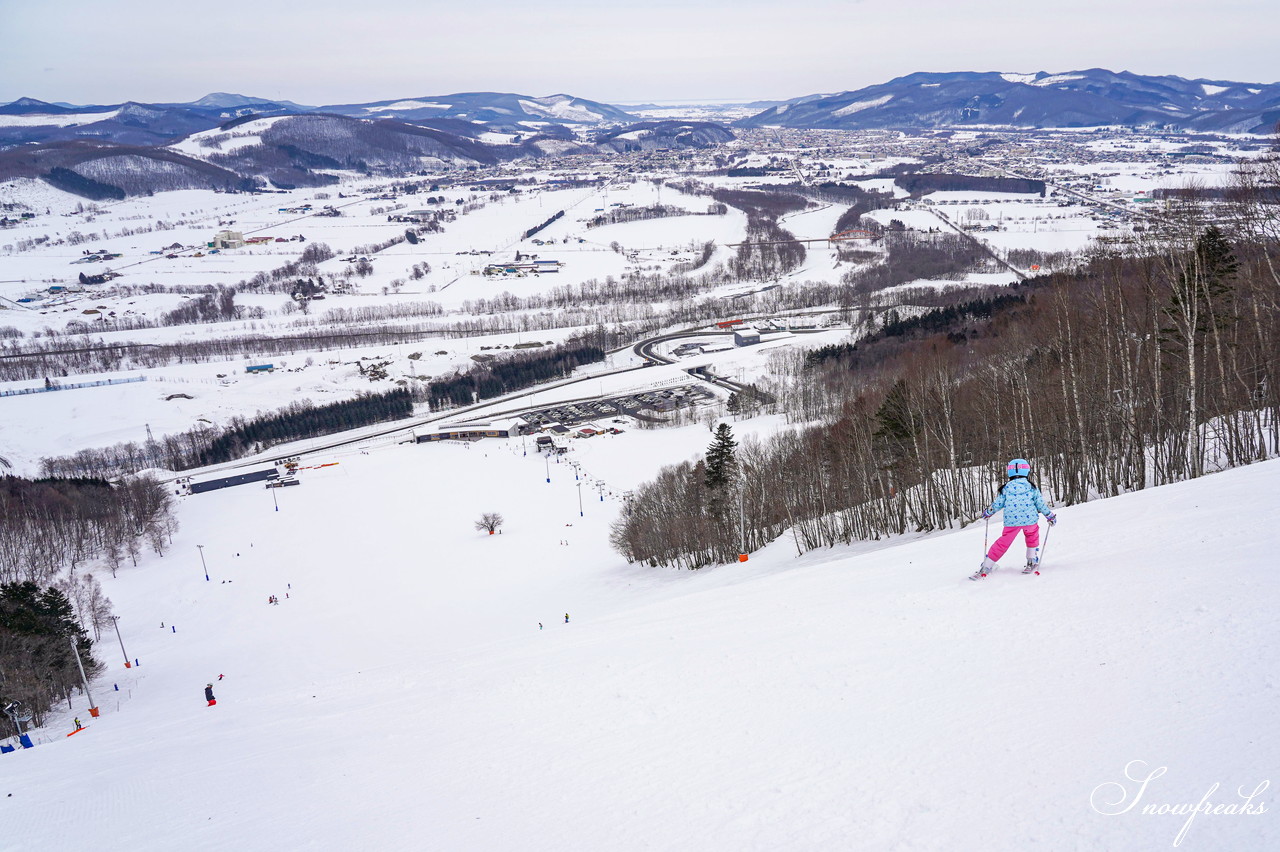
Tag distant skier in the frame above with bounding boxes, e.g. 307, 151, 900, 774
564, 613, 570, 623
972, 458, 1057, 580
205, 684, 216, 706
74, 717, 82, 730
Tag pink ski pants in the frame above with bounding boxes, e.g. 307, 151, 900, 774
987, 524, 1040, 561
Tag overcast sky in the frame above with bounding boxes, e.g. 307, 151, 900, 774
3, 0, 1276, 106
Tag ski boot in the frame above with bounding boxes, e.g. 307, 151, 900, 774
969, 558, 997, 581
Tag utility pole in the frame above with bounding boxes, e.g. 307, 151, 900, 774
197, 544, 209, 581
110, 616, 131, 668
70, 635, 98, 718
738, 466, 749, 563
577, 481, 584, 517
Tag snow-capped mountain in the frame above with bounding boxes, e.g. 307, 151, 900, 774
738, 69, 1280, 133
182, 92, 313, 111
316, 92, 634, 125
0, 91, 633, 151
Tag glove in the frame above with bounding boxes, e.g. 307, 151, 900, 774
1046, 512, 1057, 526
981, 509, 993, 519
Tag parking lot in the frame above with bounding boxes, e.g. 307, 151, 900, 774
521, 384, 714, 427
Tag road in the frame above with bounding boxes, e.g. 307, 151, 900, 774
171, 320, 836, 482
923, 208, 1028, 281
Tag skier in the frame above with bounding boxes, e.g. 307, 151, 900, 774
74, 717, 82, 730
972, 458, 1057, 580
205, 683, 216, 706
564, 613, 570, 623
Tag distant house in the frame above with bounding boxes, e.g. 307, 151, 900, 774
245, 364, 274, 374
213, 230, 245, 249
734, 330, 761, 346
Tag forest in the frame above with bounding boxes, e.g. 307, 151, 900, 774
894, 174, 1046, 196
1, 474, 181, 728
426, 341, 606, 408
1, 581, 102, 731
612, 176, 1280, 569
0, 475, 175, 584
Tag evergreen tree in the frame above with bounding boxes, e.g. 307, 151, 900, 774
0, 582, 100, 727
703, 423, 739, 492
1161, 225, 1239, 350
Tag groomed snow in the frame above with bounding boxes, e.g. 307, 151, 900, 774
519, 97, 603, 123
0, 109, 122, 128
832, 95, 893, 117
2, 425, 1276, 851
1030, 74, 1085, 87
364, 101, 450, 112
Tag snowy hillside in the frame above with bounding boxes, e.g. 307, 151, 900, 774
738, 69, 1280, 133
2, 422, 1276, 850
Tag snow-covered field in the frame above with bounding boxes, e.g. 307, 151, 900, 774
2, 418, 1276, 851
0, 130, 1257, 472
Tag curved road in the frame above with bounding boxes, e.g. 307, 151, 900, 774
171, 321, 836, 482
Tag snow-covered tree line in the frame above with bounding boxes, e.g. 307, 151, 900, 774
0, 476, 177, 585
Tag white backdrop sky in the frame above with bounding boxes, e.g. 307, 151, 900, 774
2, 0, 1276, 106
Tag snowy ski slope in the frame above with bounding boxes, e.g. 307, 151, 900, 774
1, 421, 1276, 851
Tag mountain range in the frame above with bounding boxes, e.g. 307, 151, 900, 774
0, 92, 636, 149
3, 70, 1277, 200
738, 69, 1280, 133
4, 69, 1277, 152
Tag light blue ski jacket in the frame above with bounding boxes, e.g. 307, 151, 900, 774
984, 478, 1051, 527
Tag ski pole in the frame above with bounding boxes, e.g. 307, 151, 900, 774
983, 516, 990, 559
1038, 521, 1051, 568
